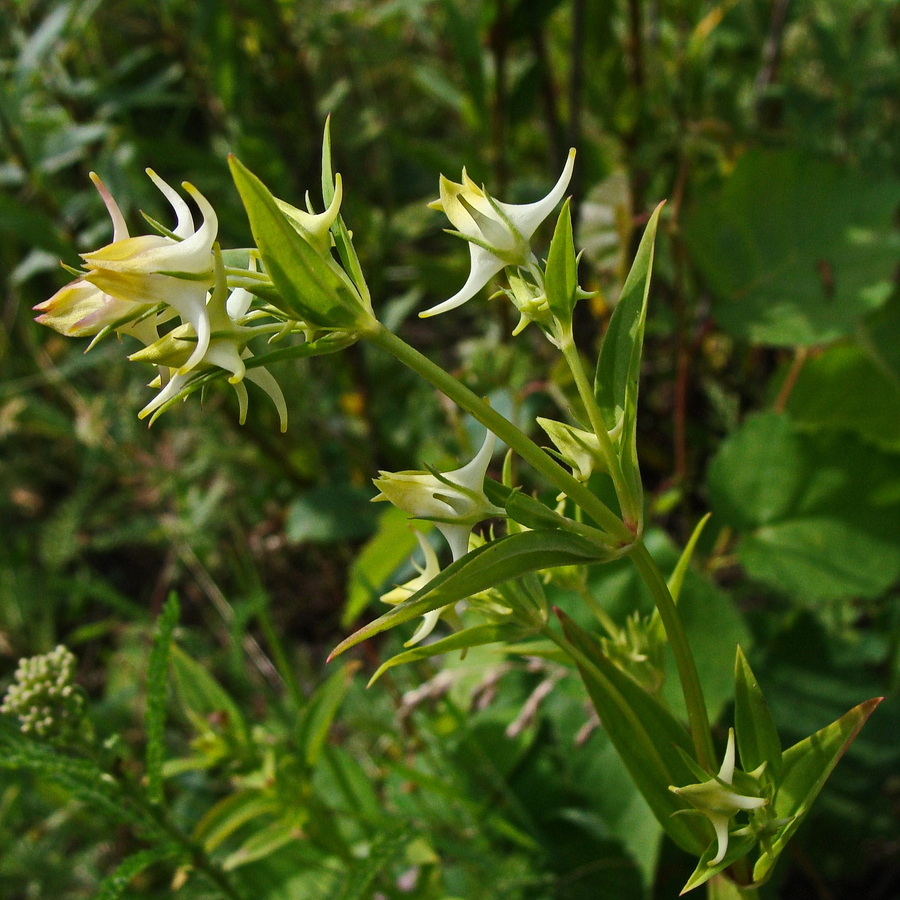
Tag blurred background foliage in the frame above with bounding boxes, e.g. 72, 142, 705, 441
0, 0, 898, 897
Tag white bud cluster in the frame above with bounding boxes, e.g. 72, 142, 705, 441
1, 645, 84, 740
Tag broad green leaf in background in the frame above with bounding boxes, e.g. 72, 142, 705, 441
192, 789, 283, 855
685, 150, 900, 346
707, 412, 900, 602
785, 343, 900, 452
284, 484, 378, 545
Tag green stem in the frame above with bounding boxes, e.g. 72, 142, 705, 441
120, 776, 245, 900
558, 331, 636, 525
364, 321, 633, 545
629, 538, 715, 769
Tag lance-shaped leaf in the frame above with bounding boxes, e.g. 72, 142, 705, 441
368, 623, 530, 686
556, 609, 708, 855
229, 155, 370, 330
544, 197, 578, 326
752, 696, 882, 884
733, 647, 782, 780
328, 530, 611, 660
595, 202, 665, 525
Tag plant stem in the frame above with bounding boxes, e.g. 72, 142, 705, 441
120, 776, 246, 900
558, 331, 636, 524
629, 538, 715, 769
364, 321, 634, 545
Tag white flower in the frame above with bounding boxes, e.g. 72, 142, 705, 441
80, 169, 218, 374
33, 173, 160, 345
131, 249, 287, 431
372, 430, 501, 561
421, 149, 575, 317
669, 730, 768, 866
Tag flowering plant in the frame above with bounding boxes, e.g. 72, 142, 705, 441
19, 121, 882, 899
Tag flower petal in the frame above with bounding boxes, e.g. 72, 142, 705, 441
419, 245, 504, 317
495, 148, 575, 240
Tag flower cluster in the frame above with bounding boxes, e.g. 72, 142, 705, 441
35, 171, 289, 428
1, 645, 85, 741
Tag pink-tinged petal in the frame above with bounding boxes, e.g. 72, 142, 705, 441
495, 148, 575, 239
89, 173, 129, 242
419, 245, 504, 317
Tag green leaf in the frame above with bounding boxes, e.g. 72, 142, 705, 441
684, 150, 900, 346
228, 155, 367, 329
752, 697, 882, 884
556, 610, 707, 855
666, 513, 710, 605
708, 412, 900, 601
680, 832, 760, 894
784, 343, 900, 452
0, 738, 148, 831
733, 647, 782, 780
222, 816, 306, 871
595, 201, 664, 520
192, 789, 283, 854
368, 622, 529, 685
169, 645, 250, 748
145, 593, 179, 805
95, 846, 182, 900
296, 662, 358, 768
329, 530, 613, 660
544, 198, 578, 325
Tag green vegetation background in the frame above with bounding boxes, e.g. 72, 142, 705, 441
1, 1, 898, 897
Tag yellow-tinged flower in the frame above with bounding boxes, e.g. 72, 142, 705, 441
381, 531, 449, 646
34, 173, 160, 344
669, 729, 768, 866
372, 430, 502, 561
421, 149, 576, 317
80, 169, 218, 374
